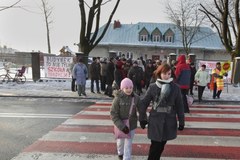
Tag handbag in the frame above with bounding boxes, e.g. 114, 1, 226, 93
113, 97, 134, 139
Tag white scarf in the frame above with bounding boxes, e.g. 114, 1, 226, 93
155, 78, 173, 88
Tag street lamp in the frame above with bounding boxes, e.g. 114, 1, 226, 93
73, 43, 80, 52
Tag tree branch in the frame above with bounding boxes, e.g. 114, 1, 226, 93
0, 0, 22, 11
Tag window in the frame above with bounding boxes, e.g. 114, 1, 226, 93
152, 35, 161, 42
126, 52, 133, 59
165, 36, 173, 42
140, 35, 148, 41
117, 51, 122, 57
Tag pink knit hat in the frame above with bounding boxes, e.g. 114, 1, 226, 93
120, 78, 133, 90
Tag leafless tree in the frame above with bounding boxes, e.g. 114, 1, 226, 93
165, 0, 205, 55
200, 0, 239, 59
77, 0, 121, 62
200, 0, 240, 84
40, 0, 53, 54
0, 0, 22, 11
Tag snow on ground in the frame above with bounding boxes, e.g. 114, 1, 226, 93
1, 66, 240, 102
0, 67, 79, 91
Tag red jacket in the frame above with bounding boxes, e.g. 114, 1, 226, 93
175, 55, 191, 89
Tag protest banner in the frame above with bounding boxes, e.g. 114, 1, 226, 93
44, 56, 73, 78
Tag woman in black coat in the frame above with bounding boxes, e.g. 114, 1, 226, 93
139, 64, 185, 160
105, 58, 115, 97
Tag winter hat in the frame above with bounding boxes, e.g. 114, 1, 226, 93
120, 78, 133, 90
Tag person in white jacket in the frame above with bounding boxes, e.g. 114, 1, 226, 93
194, 64, 210, 102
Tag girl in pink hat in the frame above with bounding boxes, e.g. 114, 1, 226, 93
110, 78, 141, 160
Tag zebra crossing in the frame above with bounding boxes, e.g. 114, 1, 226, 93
12, 101, 240, 160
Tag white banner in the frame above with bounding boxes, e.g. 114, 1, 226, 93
198, 61, 217, 70
199, 60, 232, 83
44, 56, 73, 78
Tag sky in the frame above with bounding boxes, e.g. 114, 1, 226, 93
0, 0, 173, 54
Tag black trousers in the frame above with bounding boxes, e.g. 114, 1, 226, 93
71, 77, 77, 91
181, 89, 190, 113
100, 75, 107, 91
148, 140, 167, 160
105, 84, 113, 96
213, 83, 222, 98
189, 81, 194, 94
197, 86, 206, 101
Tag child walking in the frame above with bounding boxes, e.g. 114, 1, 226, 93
110, 78, 141, 160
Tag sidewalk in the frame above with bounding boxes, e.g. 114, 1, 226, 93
0, 79, 240, 103
0, 79, 112, 101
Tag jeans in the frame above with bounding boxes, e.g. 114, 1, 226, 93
116, 130, 135, 160
91, 79, 100, 92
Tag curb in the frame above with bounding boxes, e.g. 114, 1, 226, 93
0, 95, 113, 100
1, 94, 239, 104
193, 99, 240, 104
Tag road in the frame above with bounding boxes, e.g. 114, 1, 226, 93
11, 100, 240, 160
0, 97, 94, 160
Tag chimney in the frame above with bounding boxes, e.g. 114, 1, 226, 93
113, 20, 121, 29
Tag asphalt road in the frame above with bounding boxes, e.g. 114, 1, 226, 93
0, 97, 94, 160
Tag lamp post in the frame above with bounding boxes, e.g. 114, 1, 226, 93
73, 43, 80, 52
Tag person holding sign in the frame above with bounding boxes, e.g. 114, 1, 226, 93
210, 62, 228, 99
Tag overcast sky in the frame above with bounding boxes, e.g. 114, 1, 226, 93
0, 0, 173, 54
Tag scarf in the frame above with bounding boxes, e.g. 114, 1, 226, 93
155, 78, 173, 88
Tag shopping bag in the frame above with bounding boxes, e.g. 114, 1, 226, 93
186, 95, 194, 107
113, 119, 131, 139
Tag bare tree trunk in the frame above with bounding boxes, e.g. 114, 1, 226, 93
200, 0, 240, 84
41, 0, 53, 54
77, 0, 121, 64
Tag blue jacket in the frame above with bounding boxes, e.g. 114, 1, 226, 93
72, 62, 88, 85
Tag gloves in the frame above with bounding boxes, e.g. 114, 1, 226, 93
122, 126, 129, 134
140, 120, 148, 129
86, 77, 88, 80
218, 75, 223, 79
178, 125, 184, 131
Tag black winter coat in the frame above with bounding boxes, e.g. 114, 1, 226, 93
106, 61, 115, 85
139, 80, 185, 142
90, 61, 100, 80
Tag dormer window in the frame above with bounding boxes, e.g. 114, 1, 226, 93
139, 27, 149, 42
152, 35, 161, 42
165, 36, 173, 42
151, 27, 162, 42
140, 35, 148, 41
164, 28, 174, 43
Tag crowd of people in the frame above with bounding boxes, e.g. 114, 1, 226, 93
71, 56, 162, 98
71, 54, 228, 103
71, 55, 228, 160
